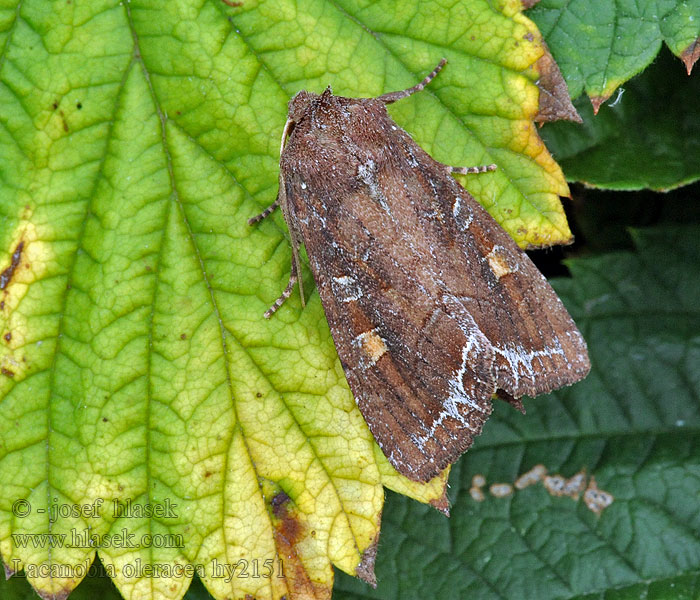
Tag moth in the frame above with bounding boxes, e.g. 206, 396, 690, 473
249, 60, 590, 482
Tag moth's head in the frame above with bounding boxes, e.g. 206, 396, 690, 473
287, 89, 321, 124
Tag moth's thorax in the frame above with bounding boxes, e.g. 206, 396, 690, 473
287, 90, 319, 123
282, 88, 401, 179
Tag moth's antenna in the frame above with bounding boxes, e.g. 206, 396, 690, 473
247, 119, 295, 225
377, 58, 447, 105
280, 117, 294, 156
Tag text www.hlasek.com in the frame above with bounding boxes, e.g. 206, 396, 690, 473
11, 528, 183, 549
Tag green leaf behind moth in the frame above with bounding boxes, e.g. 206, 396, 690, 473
573, 572, 700, 600
528, 0, 700, 110
539, 47, 700, 191
335, 225, 700, 600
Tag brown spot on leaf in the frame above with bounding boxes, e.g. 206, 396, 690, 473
256, 392, 263, 398
355, 530, 379, 586
271, 491, 292, 520
3, 561, 15, 579
472, 474, 486, 487
102, 417, 108, 422
1, 241, 24, 290
221, 0, 243, 5
681, 38, 700, 74
37, 588, 71, 600
429, 487, 450, 516
583, 476, 614, 515
180, 333, 187, 340
52, 101, 59, 110
268, 491, 332, 600
523, 32, 534, 42
489, 483, 514, 498
543, 474, 567, 496
469, 486, 485, 502
521, 0, 540, 8
469, 473, 486, 502
563, 469, 587, 498
534, 42, 582, 123
76, 102, 82, 109
4, 332, 11, 342
590, 93, 611, 115
544, 469, 587, 499
514, 464, 547, 489
1, 367, 15, 378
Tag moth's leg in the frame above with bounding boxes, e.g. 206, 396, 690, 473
248, 197, 280, 225
264, 257, 298, 319
263, 173, 307, 318
447, 164, 497, 175
378, 58, 447, 104
288, 226, 306, 309
377, 60, 497, 173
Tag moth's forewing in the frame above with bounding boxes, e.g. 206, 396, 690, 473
280, 92, 589, 482
462, 212, 591, 398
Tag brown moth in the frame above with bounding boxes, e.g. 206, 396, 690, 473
249, 60, 590, 482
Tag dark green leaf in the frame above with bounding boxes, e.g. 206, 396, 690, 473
528, 0, 700, 107
575, 572, 700, 599
539, 48, 700, 191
